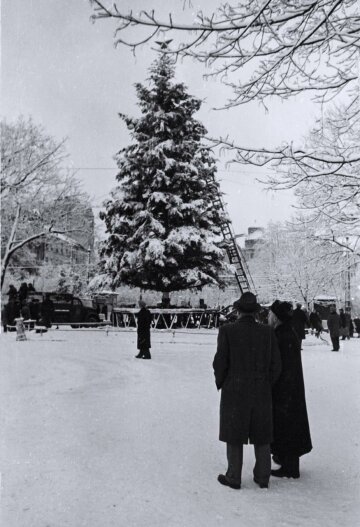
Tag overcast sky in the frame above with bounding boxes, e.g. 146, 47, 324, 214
2, 0, 321, 235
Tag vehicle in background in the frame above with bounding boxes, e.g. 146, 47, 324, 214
27, 292, 101, 327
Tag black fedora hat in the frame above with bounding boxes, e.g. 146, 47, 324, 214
233, 292, 261, 313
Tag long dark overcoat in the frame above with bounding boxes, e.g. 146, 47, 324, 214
292, 308, 308, 340
327, 312, 340, 337
213, 315, 281, 445
137, 307, 152, 350
272, 321, 312, 458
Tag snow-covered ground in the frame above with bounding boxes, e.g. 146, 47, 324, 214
1, 328, 359, 527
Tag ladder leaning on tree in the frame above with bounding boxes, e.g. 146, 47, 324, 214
207, 172, 256, 295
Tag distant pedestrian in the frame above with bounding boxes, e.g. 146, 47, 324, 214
1, 303, 9, 332
7, 298, 21, 327
7, 284, 18, 301
339, 309, 349, 340
213, 292, 281, 490
339, 308, 351, 341
40, 294, 55, 328
21, 301, 31, 320
27, 283, 35, 292
18, 282, 28, 304
268, 300, 312, 479
354, 317, 360, 337
135, 300, 152, 359
309, 310, 323, 338
345, 309, 351, 339
29, 298, 40, 322
349, 317, 354, 338
327, 306, 341, 351
292, 303, 309, 345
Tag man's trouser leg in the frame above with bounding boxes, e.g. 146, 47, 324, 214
253, 444, 271, 484
331, 336, 339, 351
226, 443, 243, 486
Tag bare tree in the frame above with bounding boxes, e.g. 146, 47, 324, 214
90, 1, 360, 243
216, 102, 360, 254
90, 1, 359, 107
1, 118, 92, 289
249, 221, 349, 304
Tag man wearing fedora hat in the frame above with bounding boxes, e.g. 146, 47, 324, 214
213, 292, 281, 489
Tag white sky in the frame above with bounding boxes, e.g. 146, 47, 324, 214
2, 0, 320, 235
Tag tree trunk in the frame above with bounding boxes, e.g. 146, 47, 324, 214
1, 204, 21, 290
162, 291, 170, 308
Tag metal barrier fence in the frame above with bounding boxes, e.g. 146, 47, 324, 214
111, 308, 221, 330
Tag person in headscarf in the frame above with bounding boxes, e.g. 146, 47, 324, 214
268, 300, 312, 479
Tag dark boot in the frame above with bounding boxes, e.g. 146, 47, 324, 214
271, 456, 300, 478
217, 474, 241, 489
142, 349, 151, 359
135, 352, 144, 358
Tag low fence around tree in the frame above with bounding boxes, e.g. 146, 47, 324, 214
111, 308, 222, 330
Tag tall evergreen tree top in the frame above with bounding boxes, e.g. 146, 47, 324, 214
100, 47, 229, 292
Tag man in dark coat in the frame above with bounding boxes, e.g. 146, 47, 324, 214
18, 282, 28, 305
213, 292, 281, 490
327, 306, 341, 351
268, 301, 312, 479
339, 308, 347, 340
40, 294, 55, 328
135, 300, 152, 359
292, 303, 309, 344
7, 284, 18, 301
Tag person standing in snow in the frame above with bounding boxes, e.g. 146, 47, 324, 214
40, 294, 54, 328
18, 282, 28, 305
309, 310, 323, 338
327, 306, 341, 351
213, 292, 281, 490
268, 301, 312, 479
7, 284, 18, 301
1, 303, 9, 333
292, 303, 309, 345
135, 300, 152, 359
339, 308, 348, 340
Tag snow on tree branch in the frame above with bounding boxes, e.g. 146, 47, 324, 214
90, 0, 359, 106
1, 118, 92, 289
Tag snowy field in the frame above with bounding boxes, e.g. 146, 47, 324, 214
1, 327, 360, 527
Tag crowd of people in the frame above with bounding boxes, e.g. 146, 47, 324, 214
289, 303, 359, 352
133, 293, 357, 489
1, 283, 54, 332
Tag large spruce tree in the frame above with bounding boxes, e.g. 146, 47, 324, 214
100, 49, 229, 292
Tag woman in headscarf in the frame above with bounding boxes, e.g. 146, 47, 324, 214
268, 300, 312, 479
